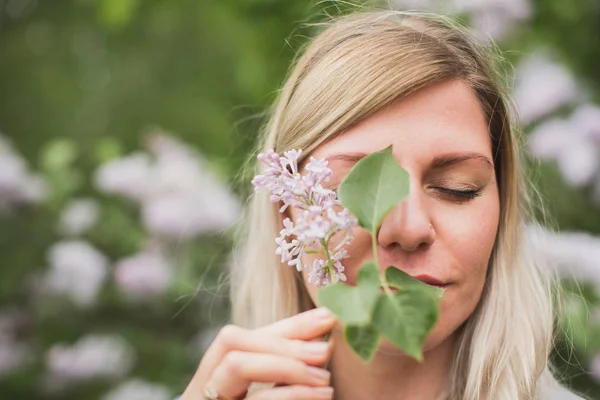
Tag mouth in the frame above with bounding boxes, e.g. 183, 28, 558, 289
412, 274, 448, 288
379, 274, 448, 293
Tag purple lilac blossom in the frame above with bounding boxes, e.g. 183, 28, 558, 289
252, 149, 356, 287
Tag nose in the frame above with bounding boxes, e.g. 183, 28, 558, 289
376, 187, 435, 252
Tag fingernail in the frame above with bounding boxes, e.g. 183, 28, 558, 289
314, 307, 334, 320
303, 341, 329, 355
308, 366, 331, 383
314, 386, 334, 398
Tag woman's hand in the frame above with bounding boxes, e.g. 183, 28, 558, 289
180, 307, 337, 400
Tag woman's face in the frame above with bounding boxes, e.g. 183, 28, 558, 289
292, 80, 500, 353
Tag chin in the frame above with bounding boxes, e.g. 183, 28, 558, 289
423, 326, 460, 353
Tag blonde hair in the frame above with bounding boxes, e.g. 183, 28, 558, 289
232, 10, 561, 400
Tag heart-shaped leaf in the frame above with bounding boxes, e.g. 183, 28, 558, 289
372, 290, 439, 361
337, 146, 409, 235
344, 324, 380, 362
385, 267, 444, 300
317, 262, 380, 325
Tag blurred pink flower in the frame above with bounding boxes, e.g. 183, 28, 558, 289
526, 225, 600, 285
114, 251, 173, 297
571, 104, 600, 143
94, 133, 240, 240
0, 134, 47, 212
528, 118, 572, 159
142, 134, 240, 238
43, 241, 109, 307
94, 153, 152, 201
528, 103, 600, 188
457, 0, 531, 41
102, 379, 172, 400
141, 182, 239, 239
514, 53, 579, 124
392, 0, 531, 41
452, 0, 531, 19
58, 198, 100, 236
556, 139, 598, 187
46, 334, 134, 383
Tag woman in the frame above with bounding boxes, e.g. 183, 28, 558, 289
181, 10, 585, 400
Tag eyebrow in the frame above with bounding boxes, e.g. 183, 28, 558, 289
430, 152, 494, 170
325, 152, 368, 163
324, 151, 494, 169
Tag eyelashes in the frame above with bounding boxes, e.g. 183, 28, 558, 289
430, 187, 483, 202
329, 185, 483, 202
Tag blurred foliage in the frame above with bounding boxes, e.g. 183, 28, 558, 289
0, 0, 599, 398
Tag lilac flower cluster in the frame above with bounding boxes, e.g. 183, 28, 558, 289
252, 149, 356, 287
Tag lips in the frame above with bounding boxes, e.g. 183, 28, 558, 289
412, 274, 447, 288
379, 273, 448, 293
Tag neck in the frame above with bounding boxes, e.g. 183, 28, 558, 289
328, 329, 457, 400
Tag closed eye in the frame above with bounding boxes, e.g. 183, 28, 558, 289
430, 187, 482, 202
331, 184, 482, 202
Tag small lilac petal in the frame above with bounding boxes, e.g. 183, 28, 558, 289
308, 205, 322, 217
284, 149, 302, 161
269, 194, 280, 203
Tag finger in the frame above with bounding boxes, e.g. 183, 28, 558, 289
257, 307, 337, 340
186, 308, 336, 398
196, 324, 332, 384
247, 385, 334, 400
209, 351, 331, 399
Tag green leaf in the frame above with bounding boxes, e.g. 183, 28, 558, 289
337, 146, 409, 234
93, 137, 124, 164
40, 138, 78, 172
385, 267, 444, 300
372, 290, 439, 361
317, 262, 380, 325
345, 324, 380, 362
97, 0, 140, 31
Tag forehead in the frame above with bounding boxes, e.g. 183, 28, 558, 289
310, 80, 493, 168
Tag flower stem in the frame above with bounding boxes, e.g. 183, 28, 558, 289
322, 236, 338, 284
372, 229, 393, 296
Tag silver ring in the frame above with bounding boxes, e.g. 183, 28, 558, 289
203, 384, 232, 400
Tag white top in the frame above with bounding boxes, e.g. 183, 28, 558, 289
541, 384, 587, 400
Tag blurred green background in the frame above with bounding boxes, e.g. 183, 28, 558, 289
1, 0, 600, 399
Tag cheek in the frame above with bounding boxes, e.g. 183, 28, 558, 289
427, 191, 500, 347
443, 191, 499, 282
